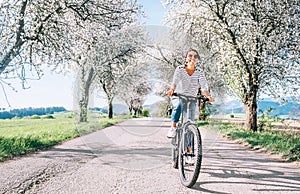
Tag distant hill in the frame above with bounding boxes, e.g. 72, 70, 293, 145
94, 103, 160, 116
258, 100, 299, 118
90, 104, 129, 115
216, 98, 299, 119
91, 98, 299, 119
143, 103, 159, 116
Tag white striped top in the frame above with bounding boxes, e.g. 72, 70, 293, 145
172, 65, 209, 97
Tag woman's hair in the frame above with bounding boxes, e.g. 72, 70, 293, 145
185, 48, 199, 58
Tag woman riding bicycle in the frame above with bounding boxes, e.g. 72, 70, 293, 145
166, 48, 214, 139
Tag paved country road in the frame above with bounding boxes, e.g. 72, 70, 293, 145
1, 118, 300, 194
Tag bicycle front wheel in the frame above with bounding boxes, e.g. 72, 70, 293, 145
178, 123, 202, 188
171, 135, 179, 169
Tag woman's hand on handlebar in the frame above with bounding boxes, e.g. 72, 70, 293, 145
207, 96, 214, 102
167, 89, 174, 97
202, 90, 214, 102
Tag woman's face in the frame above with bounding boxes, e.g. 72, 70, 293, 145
186, 51, 199, 65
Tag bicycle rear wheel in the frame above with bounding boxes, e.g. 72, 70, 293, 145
178, 123, 202, 188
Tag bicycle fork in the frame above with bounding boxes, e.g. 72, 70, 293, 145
183, 124, 195, 157
171, 123, 182, 150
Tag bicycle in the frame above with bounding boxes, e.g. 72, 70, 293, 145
170, 93, 209, 188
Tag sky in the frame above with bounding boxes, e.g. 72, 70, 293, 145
139, 0, 167, 25
0, 1, 167, 110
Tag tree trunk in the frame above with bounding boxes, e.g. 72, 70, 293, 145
244, 90, 258, 132
108, 99, 113, 119
198, 100, 207, 121
78, 67, 94, 122
128, 107, 132, 115
79, 98, 88, 122
138, 106, 142, 116
128, 105, 133, 115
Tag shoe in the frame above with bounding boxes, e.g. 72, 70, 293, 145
167, 127, 176, 138
185, 156, 194, 165
186, 146, 194, 165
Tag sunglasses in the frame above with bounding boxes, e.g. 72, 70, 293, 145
188, 54, 199, 59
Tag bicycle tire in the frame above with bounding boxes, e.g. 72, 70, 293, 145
171, 145, 178, 169
171, 127, 180, 169
178, 123, 202, 188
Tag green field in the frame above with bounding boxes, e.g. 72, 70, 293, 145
2, 112, 299, 163
199, 121, 300, 161
0, 112, 129, 162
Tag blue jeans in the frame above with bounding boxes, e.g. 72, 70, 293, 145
170, 96, 196, 123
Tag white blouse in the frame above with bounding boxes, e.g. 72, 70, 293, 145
172, 65, 209, 97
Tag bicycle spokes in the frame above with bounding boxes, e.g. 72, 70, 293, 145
178, 124, 202, 188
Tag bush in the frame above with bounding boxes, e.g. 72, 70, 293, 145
230, 114, 234, 118
31, 115, 41, 119
42, 115, 55, 119
258, 108, 274, 131
289, 144, 300, 161
99, 115, 107, 119
142, 108, 150, 117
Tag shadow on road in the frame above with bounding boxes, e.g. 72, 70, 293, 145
191, 137, 300, 193
26, 118, 300, 193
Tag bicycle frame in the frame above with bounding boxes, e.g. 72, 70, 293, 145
178, 94, 197, 154
171, 93, 208, 167
171, 93, 208, 187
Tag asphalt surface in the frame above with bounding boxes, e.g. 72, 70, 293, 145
1, 117, 299, 193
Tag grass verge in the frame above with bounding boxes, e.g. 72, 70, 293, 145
198, 121, 300, 161
0, 112, 130, 162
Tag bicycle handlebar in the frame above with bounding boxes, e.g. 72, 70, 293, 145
173, 93, 209, 103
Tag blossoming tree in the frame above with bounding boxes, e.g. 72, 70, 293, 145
163, 0, 300, 131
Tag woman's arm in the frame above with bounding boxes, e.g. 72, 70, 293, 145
167, 85, 176, 96
202, 90, 214, 102
199, 71, 214, 102
167, 67, 180, 96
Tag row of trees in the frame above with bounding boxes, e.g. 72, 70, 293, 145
157, 0, 299, 131
69, 1, 150, 121
0, 0, 152, 121
2, 0, 298, 131
0, 106, 66, 119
